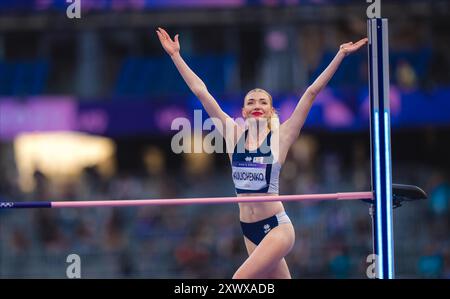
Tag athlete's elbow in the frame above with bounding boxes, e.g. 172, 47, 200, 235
192, 83, 208, 97
306, 86, 319, 98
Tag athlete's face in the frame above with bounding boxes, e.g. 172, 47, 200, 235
242, 91, 274, 120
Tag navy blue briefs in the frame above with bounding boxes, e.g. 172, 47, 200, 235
240, 212, 291, 245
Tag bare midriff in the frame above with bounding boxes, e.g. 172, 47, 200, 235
237, 193, 285, 223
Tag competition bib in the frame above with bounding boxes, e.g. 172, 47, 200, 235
232, 160, 268, 191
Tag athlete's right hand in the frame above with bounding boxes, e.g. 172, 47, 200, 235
156, 27, 180, 57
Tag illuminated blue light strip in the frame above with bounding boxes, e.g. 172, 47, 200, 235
374, 111, 383, 278
384, 111, 394, 278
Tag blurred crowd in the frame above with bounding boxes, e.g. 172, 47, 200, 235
1, 0, 449, 279
1, 133, 449, 279
1, 15, 449, 98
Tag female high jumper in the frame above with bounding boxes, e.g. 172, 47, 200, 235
156, 27, 367, 279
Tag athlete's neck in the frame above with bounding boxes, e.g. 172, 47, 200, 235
246, 121, 270, 146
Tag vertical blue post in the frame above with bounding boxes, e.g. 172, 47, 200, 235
368, 18, 394, 279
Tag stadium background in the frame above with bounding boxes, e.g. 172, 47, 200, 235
0, 0, 449, 278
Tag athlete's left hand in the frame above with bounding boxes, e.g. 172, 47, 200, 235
339, 38, 368, 56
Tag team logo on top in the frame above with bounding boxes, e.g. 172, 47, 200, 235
245, 156, 252, 162
264, 224, 271, 234
253, 157, 265, 164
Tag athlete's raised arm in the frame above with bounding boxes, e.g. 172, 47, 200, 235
156, 27, 241, 141
280, 38, 368, 147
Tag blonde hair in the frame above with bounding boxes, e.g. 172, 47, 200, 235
244, 88, 279, 130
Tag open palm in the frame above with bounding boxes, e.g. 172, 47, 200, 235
156, 27, 180, 56
339, 38, 368, 56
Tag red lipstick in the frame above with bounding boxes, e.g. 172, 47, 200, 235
251, 111, 264, 117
